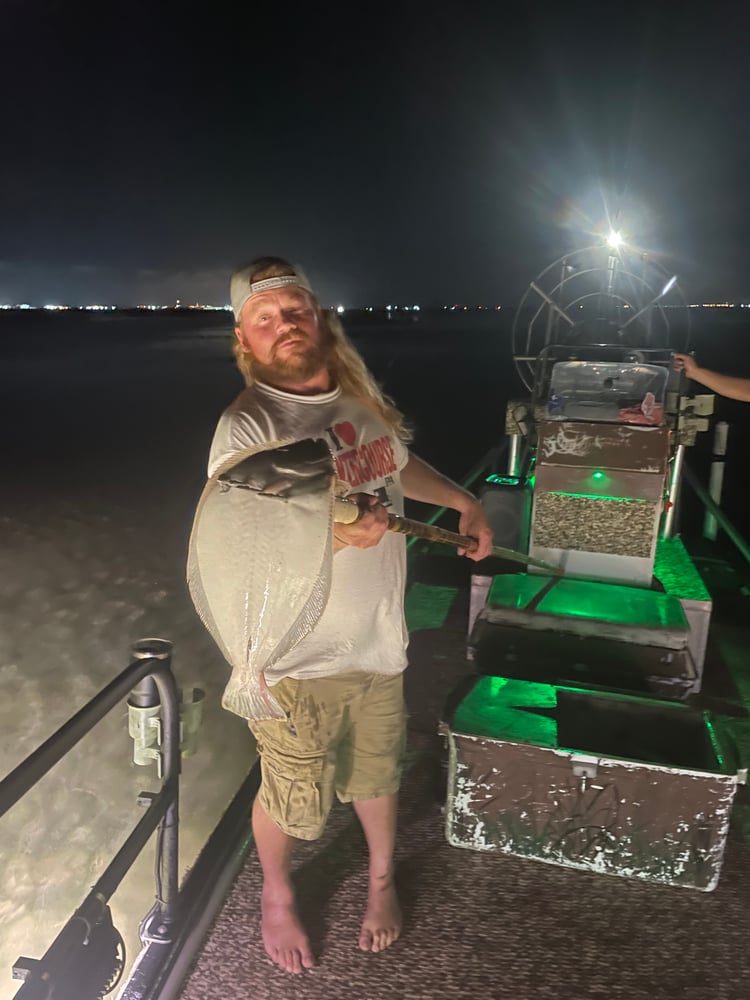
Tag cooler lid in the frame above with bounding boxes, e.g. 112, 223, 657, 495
481, 573, 689, 650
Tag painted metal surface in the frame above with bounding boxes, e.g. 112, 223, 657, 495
537, 421, 671, 473
532, 492, 659, 558
531, 421, 672, 582
444, 676, 741, 891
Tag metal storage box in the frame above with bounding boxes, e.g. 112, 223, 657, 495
442, 675, 744, 891
530, 420, 671, 584
470, 572, 697, 699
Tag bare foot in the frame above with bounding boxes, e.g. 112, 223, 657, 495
261, 889, 315, 974
358, 878, 402, 953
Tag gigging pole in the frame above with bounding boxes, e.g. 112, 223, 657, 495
703, 421, 729, 541
333, 497, 564, 575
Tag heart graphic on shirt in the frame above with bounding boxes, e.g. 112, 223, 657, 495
334, 421, 357, 446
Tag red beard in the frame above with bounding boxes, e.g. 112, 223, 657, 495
250, 331, 329, 384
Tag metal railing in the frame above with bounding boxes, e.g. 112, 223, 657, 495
684, 462, 750, 571
0, 638, 181, 1000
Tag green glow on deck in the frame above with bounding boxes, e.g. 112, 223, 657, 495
654, 536, 712, 602
404, 582, 457, 631
452, 675, 558, 746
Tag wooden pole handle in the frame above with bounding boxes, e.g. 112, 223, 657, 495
332, 498, 563, 575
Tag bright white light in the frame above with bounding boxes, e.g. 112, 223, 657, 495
413, 305, 420, 311
336, 304, 345, 314
607, 230, 623, 249
660, 275, 678, 297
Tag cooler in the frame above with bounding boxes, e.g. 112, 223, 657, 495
441, 675, 745, 891
470, 572, 697, 699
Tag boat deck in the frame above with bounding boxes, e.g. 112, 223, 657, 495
179, 543, 750, 1000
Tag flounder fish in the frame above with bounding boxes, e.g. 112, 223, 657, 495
187, 438, 336, 721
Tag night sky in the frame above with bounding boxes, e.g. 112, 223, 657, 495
2, 0, 749, 307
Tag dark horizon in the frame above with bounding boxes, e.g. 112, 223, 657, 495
3, 2, 749, 307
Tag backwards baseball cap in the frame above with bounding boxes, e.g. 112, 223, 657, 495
230, 260, 314, 322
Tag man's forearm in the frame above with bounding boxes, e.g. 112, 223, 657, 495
690, 367, 750, 402
400, 453, 477, 512
400, 453, 494, 560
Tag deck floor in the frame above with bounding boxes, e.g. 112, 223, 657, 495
180, 546, 750, 1000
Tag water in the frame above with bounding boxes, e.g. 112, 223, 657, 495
0, 306, 748, 997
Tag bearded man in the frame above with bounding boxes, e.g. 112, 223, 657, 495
207, 256, 493, 974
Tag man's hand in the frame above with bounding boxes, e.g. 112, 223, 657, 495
457, 499, 494, 561
673, 353, 699, 379
333, 493, 389, 551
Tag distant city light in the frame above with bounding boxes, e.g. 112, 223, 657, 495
0, 299, 744, 313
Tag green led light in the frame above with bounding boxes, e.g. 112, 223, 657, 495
592, 470, 606, 481
485, 475, 521, 486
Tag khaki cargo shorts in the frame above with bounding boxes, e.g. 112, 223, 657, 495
249, 671, 407, 841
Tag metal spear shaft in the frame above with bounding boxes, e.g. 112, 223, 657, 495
333, 498, 563, 575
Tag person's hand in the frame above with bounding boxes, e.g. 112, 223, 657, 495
457, 499, 494, 561
673, 353, 699, 378
333, 493, 389, 550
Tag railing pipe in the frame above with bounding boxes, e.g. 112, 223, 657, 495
5, 639, 181, 1000
0, 641, 178, 819
507, 435, 521, 478
130, 639, 180, 919
684, 463, 750, 571
662, 443, 685, 538
703, 421, 729, 541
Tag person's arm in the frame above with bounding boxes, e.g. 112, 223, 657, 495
399, 453, 493, 561
332, 493, 388, 553
673, 353, 750, 402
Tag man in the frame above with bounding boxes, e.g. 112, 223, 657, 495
208, 256, 493, 975
673, 352, 750, 401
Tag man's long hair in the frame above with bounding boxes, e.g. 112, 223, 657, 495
232, 257, 413, 443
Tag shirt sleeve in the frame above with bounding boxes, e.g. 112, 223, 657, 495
392, 437, 409, 472
207, 411, 267, 477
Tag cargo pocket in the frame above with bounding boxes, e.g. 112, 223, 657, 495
260, 753, 330, 842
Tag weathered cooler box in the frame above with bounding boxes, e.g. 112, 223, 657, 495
470, 572, 697, 699
441, 675, 745, 891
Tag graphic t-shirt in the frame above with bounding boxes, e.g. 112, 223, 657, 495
208, 381, 410, 682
